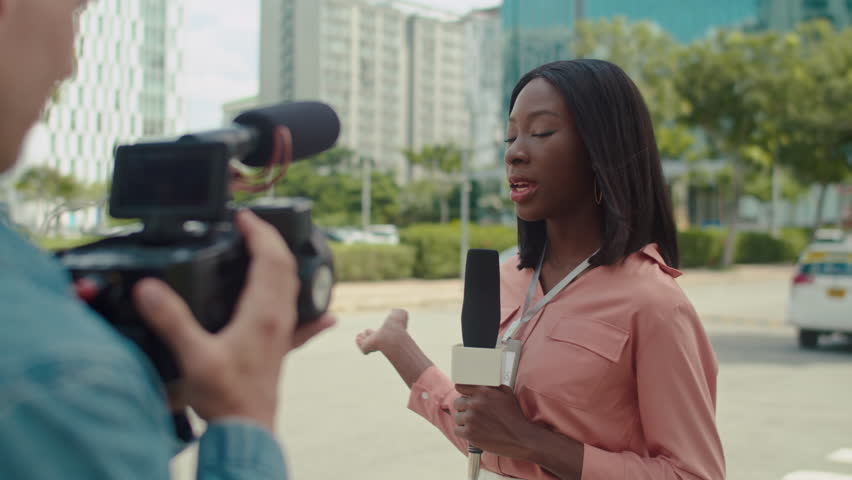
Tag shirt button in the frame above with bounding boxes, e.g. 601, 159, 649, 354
421, 392, 429, 400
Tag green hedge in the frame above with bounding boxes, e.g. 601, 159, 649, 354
678, 229, 727, 268
401, 223, 517, 279
329, 243, 416, 282
678, 228, 810, 268
780, 227, 812, 261
735, 232, 788, 264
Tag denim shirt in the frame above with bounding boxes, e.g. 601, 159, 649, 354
0, 224, 288, 479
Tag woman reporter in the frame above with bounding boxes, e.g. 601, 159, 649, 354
357, 59, 725, 480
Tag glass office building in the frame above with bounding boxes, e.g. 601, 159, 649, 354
501, 0, 760, 112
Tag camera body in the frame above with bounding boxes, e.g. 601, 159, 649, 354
58, 138, 334, 382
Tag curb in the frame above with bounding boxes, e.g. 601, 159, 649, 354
702, 314, 788, 329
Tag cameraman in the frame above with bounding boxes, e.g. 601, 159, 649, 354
0, 0, 335, 477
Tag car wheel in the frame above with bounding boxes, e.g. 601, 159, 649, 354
798, 329, 820, 349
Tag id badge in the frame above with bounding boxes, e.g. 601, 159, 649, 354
501, 339, 523, 389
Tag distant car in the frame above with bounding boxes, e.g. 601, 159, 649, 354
321, 225, 400, 246
787, 233, 852, 349
364, 224, 400, 245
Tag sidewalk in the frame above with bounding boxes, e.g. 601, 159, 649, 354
329, 264, 795, 313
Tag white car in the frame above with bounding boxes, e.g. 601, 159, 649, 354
787, 235, 852, 349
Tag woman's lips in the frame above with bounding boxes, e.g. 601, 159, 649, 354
510, 180, 539, 203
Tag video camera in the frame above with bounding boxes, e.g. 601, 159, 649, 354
58, 101, 340, 382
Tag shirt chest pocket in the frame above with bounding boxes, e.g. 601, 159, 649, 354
521, 317, 630, 412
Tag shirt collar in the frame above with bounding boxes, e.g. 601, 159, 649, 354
640, 243, 682, 278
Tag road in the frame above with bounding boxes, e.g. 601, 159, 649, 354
172, 267, 852, 480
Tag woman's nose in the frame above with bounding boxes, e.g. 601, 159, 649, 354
505, 144, 529, 166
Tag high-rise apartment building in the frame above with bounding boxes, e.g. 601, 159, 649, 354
43, 0, 146, 186
8, 0, 186, 232
462, 7, 503, 171
140, 0, 187, 137
406, 14, 468, 154
35, 0, 185, 187
259, 0, 471, 180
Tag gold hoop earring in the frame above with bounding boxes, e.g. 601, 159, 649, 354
594, 181, 603, 205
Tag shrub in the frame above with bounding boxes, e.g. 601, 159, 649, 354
330, 243, 416, 282
677, 229, 726, 268
401, 223, 517, 279
735, 232, 790, 264
779, 227, 812, 261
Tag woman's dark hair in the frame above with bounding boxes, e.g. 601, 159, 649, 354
511, 59, 679, 269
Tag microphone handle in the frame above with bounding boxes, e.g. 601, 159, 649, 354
468, 445, 483, 480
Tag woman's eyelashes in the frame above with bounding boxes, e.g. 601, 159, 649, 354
504, 131, 557, 144
531, 131, 556, 138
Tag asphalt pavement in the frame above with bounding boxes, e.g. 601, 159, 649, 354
171, 265, 852, 480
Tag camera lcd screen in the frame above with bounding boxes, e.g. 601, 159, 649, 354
110, 142, 230, 220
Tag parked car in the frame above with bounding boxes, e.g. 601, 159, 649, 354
321, 225, 400, 246
364, 224, 400, 245
787, 233, 852, 349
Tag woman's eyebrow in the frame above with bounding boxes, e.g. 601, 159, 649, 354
508, 109, 561, 124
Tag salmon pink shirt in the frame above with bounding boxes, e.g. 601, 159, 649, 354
407, 244, 725, 480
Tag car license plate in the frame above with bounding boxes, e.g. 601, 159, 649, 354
827, 288, 846, 298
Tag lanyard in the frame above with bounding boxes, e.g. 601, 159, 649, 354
502, 245, 598, 343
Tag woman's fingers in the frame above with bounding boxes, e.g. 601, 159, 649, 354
355, 329, 377, 354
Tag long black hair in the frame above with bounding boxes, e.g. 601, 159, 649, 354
512, 59, 680, 269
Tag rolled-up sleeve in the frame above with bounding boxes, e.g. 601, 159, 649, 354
198, 420, 287, 479
581, 303, 726, 480
407, 365, 468, 455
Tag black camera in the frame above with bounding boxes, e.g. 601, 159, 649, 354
57, 102, 340, 382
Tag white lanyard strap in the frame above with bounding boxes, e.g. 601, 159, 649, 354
502, 245, 597, 342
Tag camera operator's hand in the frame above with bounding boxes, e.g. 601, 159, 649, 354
133, 210, 335, 431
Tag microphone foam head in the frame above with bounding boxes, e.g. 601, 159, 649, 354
461, 249, 501, 349
234, 101, 341, 166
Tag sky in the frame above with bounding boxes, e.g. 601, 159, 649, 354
182, 0, 500, 130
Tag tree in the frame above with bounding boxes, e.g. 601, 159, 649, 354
775, 21, 852, 230
14, 166, 105, 236
572, 17, 696, 161
675, 28, 798, 267
267, 162, 401, 227
310, 146, 357, 175
402, 144, 462, 223
570, 18, 700, 228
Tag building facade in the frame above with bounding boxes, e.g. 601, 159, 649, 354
757, 0, 852, 31
140, 0, 187, 138
462, 7, 503, 171
259, 0, 472, 181
8, 0, 186, 233
501, 0, 761, 114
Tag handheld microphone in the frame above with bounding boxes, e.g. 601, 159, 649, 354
459, 249, 501, 480
179, 101, 341, 167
